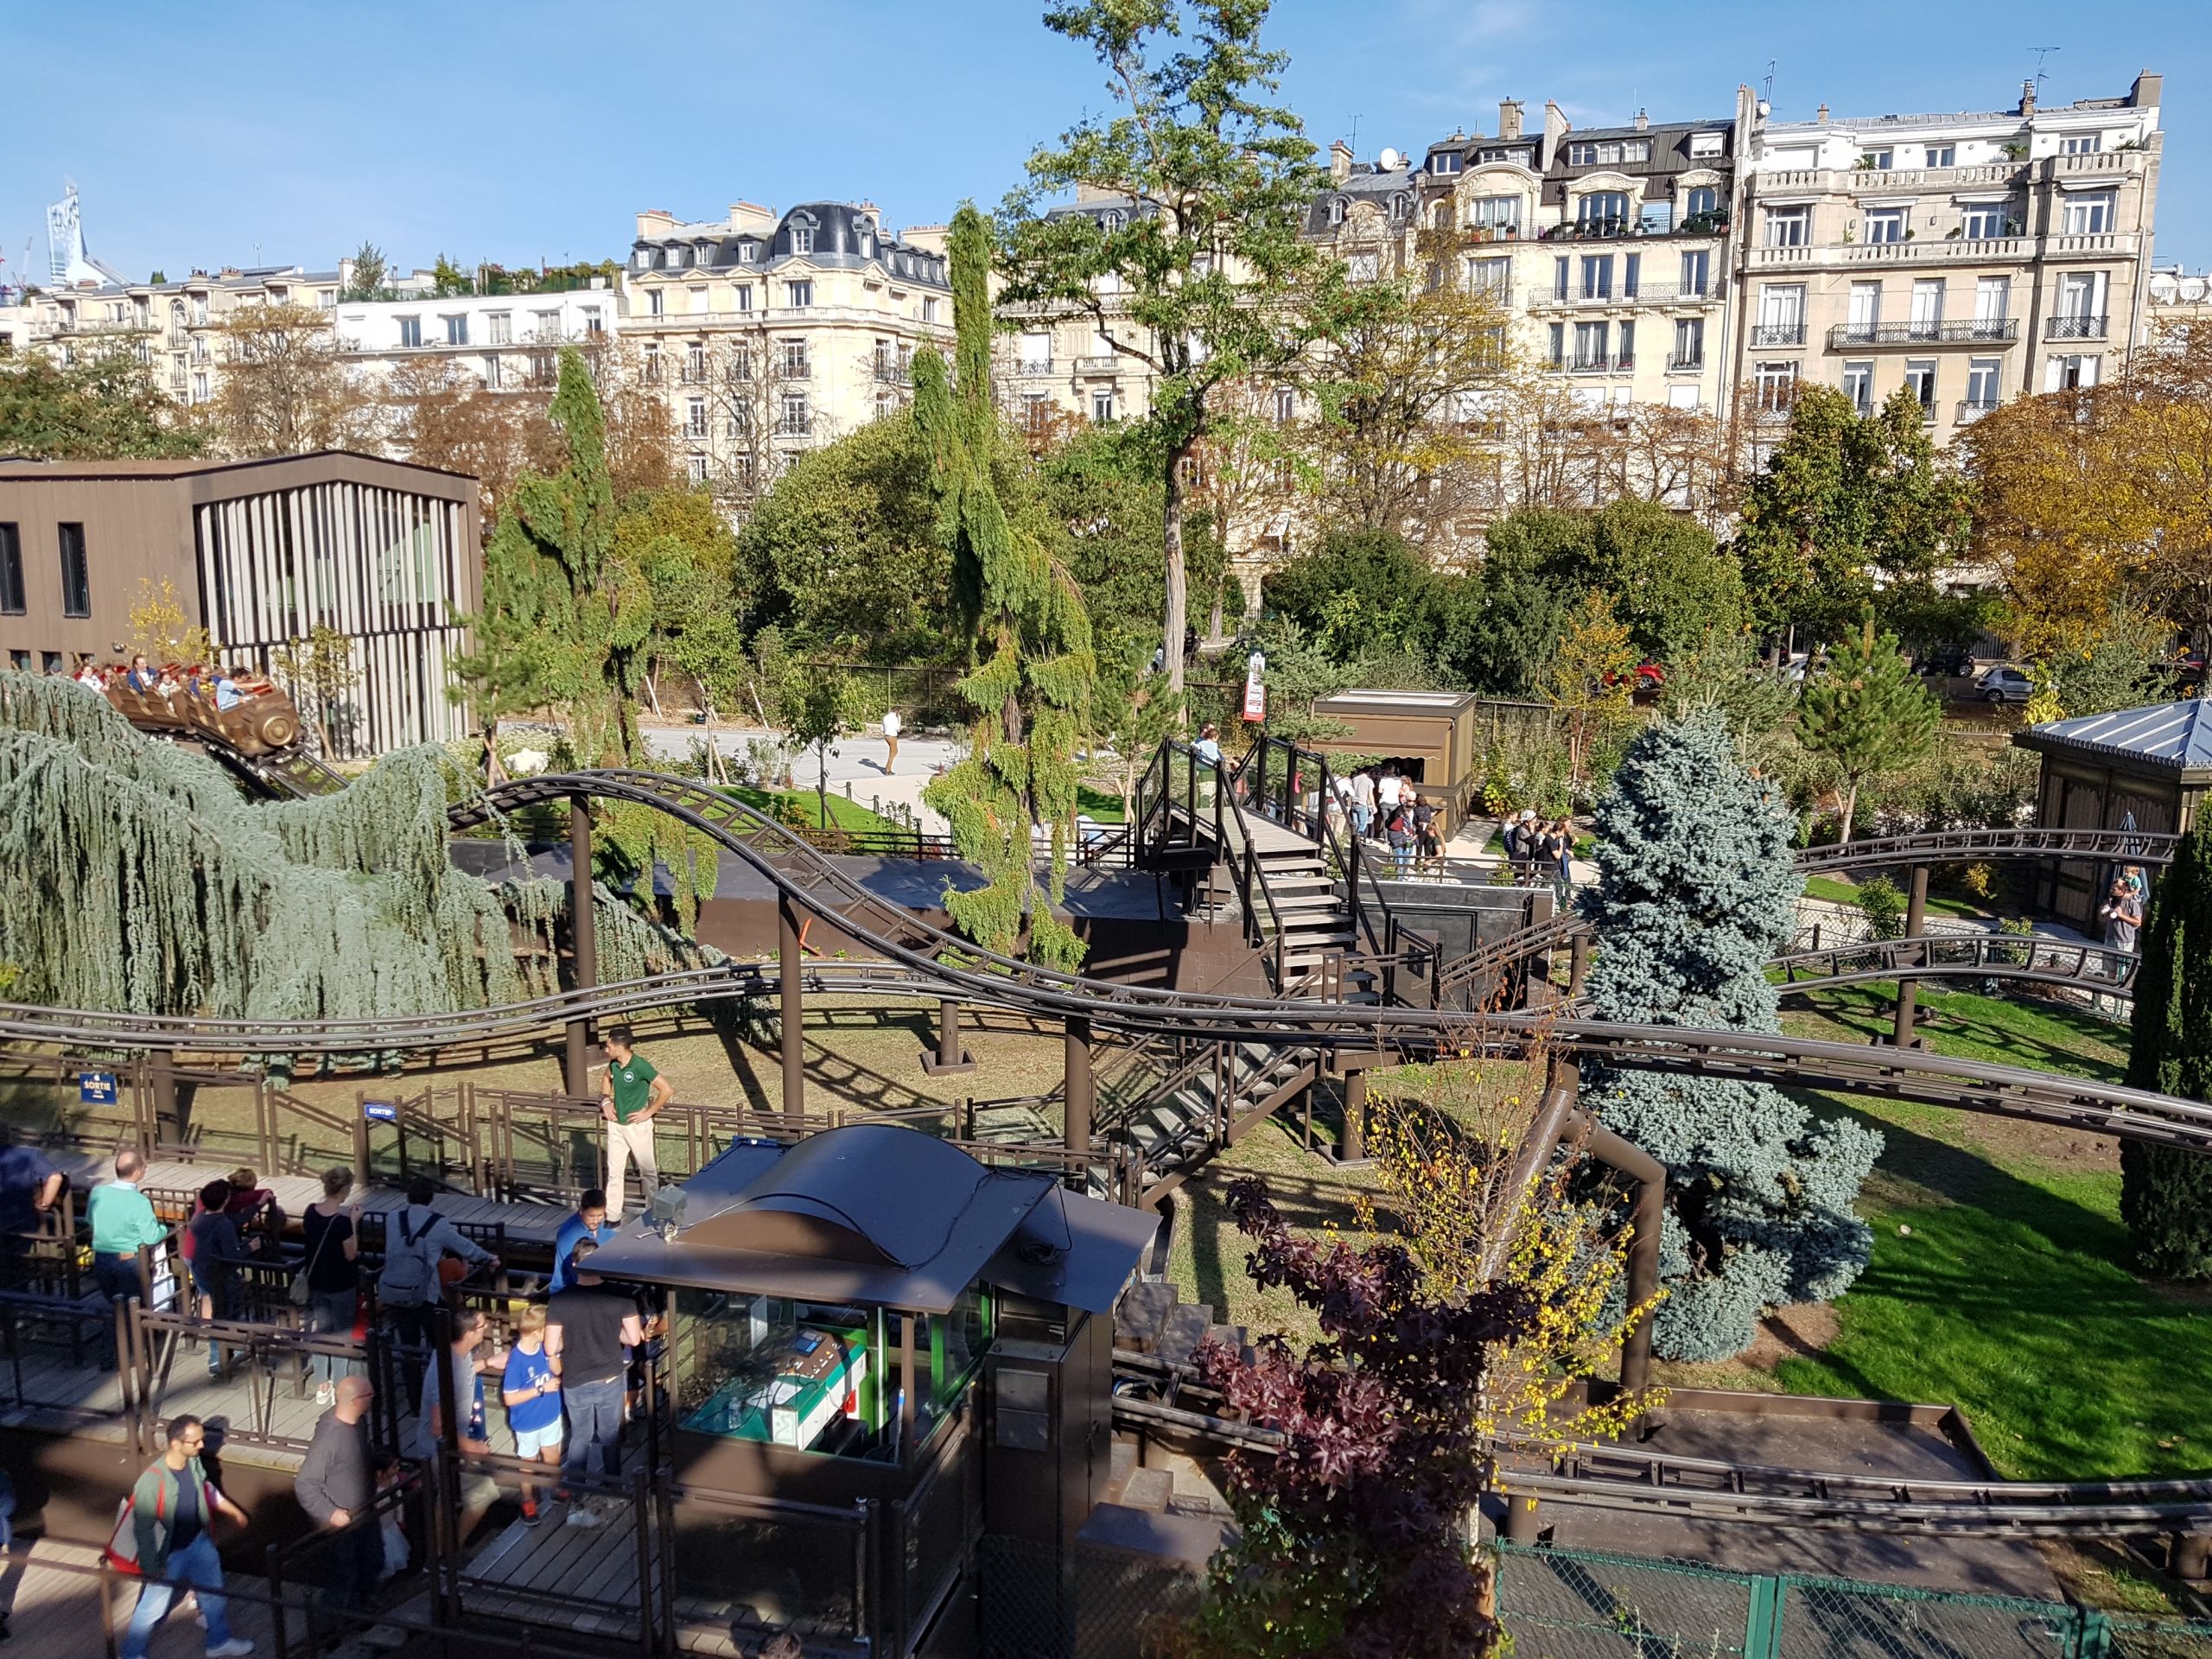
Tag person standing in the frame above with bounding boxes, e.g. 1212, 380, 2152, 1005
1191, 721, 1222, 768
1548, 819, 1575, 902
186, 1181, 249, 1380
378, 1178, 498, 1397
295, 1376, 383, 1616
1411, 794, 1440, 875
546, 1238, 644, 1526
2106, 868, 2145, 953
501, 1307, 563, 1526
112, 1414, 255, 1659
880, 706, 900, 775
91, 1150, 168, 1365
411, 1308, 501, 1545
301, 1169, 362, 1406
1349, 768, 1375, 841
549, 1189, 617, 1296
1385, 803, 1414, 879
0, 1136, 62, 1288
599, 1027, 670, 1226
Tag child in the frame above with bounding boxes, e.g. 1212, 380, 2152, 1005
501, 1307, 563, 1526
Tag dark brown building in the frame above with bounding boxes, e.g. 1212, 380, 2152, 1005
0, 451, 481, 754
2014, 699, 2210, 925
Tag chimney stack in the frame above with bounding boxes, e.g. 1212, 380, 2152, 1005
1330, 139, 1354, 181
1633, 108, 1649, 132
1498, 99, 1524, 140
2019, 77, 2037, 117
1815, 103, 1829, 124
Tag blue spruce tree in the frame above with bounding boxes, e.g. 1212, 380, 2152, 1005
1580, 709, 1884, 1360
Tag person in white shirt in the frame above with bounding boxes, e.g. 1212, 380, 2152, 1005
881, 708, 901, 774
1376, 769, 1403, 815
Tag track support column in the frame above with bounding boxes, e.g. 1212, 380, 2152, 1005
920, 1000, 975, 1077
779, 893, 805, 1127
564, 795, 597, 1097
1567, 933, 1592, 999
1339, 1067, 1366, 1163
1891, 864, 1929, 1049
1064, 1017, 1094, 1157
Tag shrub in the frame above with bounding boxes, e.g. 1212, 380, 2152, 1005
2120, 818, 2212, 1278
1856, 874, 1907, 940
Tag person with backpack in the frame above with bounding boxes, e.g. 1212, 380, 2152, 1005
378, 1178, 498, 1396
1385, 803, 1414, 879
111, 1414, 255, 1658
186, 1180, 251, 1381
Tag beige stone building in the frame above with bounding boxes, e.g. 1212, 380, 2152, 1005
618, 200, 951, 496
1730, 73, 2163, 443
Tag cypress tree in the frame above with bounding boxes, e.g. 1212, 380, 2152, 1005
1796, 607, 1940, 839
2120, 818, 2212, 1277
918, 206, 1096, 968
1580, 709, 1885, 1360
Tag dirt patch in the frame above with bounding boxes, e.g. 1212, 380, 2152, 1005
1738, 1300, 1839, 1370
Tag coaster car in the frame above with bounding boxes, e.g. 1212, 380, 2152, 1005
102, 666, 303, 757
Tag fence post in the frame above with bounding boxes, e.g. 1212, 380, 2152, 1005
1745, 1573, 1785, 1658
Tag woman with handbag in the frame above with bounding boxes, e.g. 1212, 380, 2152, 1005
299, 1168, 363, 1406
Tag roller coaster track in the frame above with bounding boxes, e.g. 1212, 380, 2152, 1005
1768, 931, 2139, 998
3, 768, 2209, 1158
1432, 824, 2180, 1003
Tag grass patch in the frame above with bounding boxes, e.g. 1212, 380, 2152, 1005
1800, 871, 1987, 920
1076, 784, 1127, 823
1767, 987, 2209, 1481
723, 785, 905, 836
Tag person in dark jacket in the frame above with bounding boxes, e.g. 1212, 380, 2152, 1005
186, 1181, 250, 1379
296, 1377, 384, 1614
116, 1414, 254, 1658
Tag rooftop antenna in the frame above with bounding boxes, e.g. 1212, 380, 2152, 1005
1763, 61, 1777, 105
1348, 113, 1363, 154
2029, 45, 2060, 94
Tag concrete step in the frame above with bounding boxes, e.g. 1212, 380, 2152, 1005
1116, 1281, 1180, 1352
1157, 1301, 1214, 1368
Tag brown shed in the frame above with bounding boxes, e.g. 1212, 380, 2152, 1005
0, 452, 481, 754
1306, 689, 1484, 823
2012, 699, 2212, 925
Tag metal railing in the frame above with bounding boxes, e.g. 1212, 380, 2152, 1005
1748, 322, 1807, 346
1825, 319, 2019, 347
2048, 313, 2110, 339
1955, 397, 2000, 423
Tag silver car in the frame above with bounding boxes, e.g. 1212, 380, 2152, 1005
1976, 665, 2033, 703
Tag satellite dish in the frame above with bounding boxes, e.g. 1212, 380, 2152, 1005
1378, 147, 1403, 171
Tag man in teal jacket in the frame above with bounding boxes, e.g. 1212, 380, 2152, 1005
90, 1148, 168, 1368
113, 1414, 254, 1657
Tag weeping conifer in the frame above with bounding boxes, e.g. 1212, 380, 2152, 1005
918, 205, 1097, 968
0, 674, 711, 1058
2119, 818, 2212, 1277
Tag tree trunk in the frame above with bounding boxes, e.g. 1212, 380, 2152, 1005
1162, 446, 1190, 696
1840, 782, 1859, 843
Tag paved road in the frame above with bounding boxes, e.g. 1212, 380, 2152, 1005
639, 721, 956, 833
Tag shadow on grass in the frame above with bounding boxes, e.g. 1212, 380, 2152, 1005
1787, 984, 2128, 1085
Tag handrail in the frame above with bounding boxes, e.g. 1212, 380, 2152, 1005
1239, 734, 1411, 980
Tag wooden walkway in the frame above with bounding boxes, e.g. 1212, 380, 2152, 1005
0, 1535, 292, 1659
48, 1154, 569, 1249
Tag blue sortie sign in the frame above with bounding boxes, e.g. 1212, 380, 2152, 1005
79, 1071, 118, 1106
363, 1100, 397, 1122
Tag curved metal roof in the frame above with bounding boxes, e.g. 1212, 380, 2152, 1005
2015, 700, 2212, 781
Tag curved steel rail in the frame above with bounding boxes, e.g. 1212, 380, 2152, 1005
1770, 931, 2139, 996
5, 769, 2212, 1157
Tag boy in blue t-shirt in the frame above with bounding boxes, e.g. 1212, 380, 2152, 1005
501, 1306, 563, 1525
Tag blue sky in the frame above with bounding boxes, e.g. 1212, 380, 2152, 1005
3, 0, 2202, 286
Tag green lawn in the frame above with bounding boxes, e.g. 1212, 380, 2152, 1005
1772, 986, 2210, 1481
1077, 784, 1127, 823
723, 785, 906, 836
1800, 873, 1986, 921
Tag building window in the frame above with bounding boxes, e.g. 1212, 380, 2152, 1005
1019, 331, 1053, 374
686, 397, 707, 438
1575, 192, 1631, 232
1974, 275, 2012, 334
1840, 361, 1874, 416
648, 288, 665, 316
779, 392, 810, 435
1679, 248, 1711, 296
192, 372, 208, 402
685, 341, 706, 382
1547, 321, 1566, 368
923, 296, 939, 324
484, 354, 503, 389
1670, 317, 1704, 370
1101, 210, 1125, 233
1476, 146, 1532, 166
1430, 151, 1462, 175
1467, 256, 1511, 295
790, 226, 815, 256
319, 288, 338, 308
1964, 358, 2002, 413
1616, 320, 1635, 369
2055, 271, 2108, 336
1688, 130, 1724, 159
1765, 206, 1811, 247
1754, 284, 1806, 346
397, 315, 423, 348
1846, 280, 1881, 341
0, 524, 22, 614
442, 315, 467, 346
1580, 255, 1613, 300
780, 340, 809, 378
2061, 191, 2115, 236
1863, 207, 1908, 245
2061, 133, 2103, 155
1567, 138, 1651, 166
1572, 321, 1608, 370
1926, 144, 1957, 168
733, 286, 752, 313
786, 281, 813, 308
1753, 360, 1799, 410
57, 524, 91, 618
488, 312, 512, 345
582, 308, 602, 335
643, 344, 661, 383
1683, 185, 1719, 221
1859, 148, 1895, 170
1274, 387, 1295, 423
1903, 359, 1938, 418
1091, 389, 1116, 424
1467, 195, 1520, 234
528, 353, 556, 387
1909, 277, 1945, 338
2047, 353, 2101, 391
1961, 202, 2011, 240
688, 454, 709, 485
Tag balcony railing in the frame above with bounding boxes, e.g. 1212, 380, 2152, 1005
1747, 231, 2139, 271
2046, 314, 2109, 340
1549, 354, 1637, 374
1074, 354, 1121, 373
1666, 353, 1705, 372
1538, 213, 1731, 243
1529, 281, 1718, 310
873, 359, 911, 385
1824, 319, 2019, 348
1748, 322, 1807, 346
1955, 398, 2001, 424
1014, 359, 1056, 376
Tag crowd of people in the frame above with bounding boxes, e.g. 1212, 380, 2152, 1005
75, 654, 255, 711
35, 1027, 680, 1655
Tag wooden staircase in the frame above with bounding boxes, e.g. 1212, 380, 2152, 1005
1104, 1039, 1322, 1206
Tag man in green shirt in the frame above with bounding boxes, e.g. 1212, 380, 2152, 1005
599, 1027, 670, 1224
91, 1148, 167, 1304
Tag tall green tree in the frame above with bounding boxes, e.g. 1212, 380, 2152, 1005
2120, 820, 2212, 1278
0, 351, 203, 461
919, 206, 1097, 969
999, 0, 1359, 695
343, 240, 389, 301
1734, 386, 1973, 645
1796, 608, 1941, 840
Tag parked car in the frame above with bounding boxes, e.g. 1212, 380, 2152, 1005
1915, 646, 1975, 678
1974, 665, 2034, 704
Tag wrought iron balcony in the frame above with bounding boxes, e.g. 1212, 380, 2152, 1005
1748, 323, 1807, 347
1955, 398, 2000, 424
1825, 320, 2019, 349
1666, 353, 1705, 372
2046, 314, 2108, 340
1549, 354, 1636, 374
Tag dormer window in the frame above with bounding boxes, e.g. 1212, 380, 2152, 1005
1389, 194, 1410, 223
1688, 131, 1724, 159
858, 232, 874, 257
1327, 198, 1346, 226
738, 244, 758, 264
670, 246, 688, 268
791, 226, 814, 255
1430, 151, 1462, 175
633, 248, 653, 270
1102, 210, 1125, 233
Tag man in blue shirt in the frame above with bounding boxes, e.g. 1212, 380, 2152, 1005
549, 1189, 616, 1294
0, 1140, 63, 1285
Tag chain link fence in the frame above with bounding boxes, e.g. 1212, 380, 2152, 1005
1495, 1544, 2212, 1659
